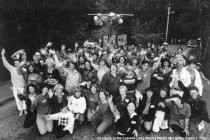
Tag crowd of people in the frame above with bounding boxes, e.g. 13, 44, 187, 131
1, 41, 210, 139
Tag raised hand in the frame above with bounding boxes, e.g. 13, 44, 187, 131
135, 90, 143, 100
46, 42, 52, 47
48, 90, 54, 98
133, 130, 138, 138
114, 114, 120, 122
108, 95, 113, 103
61, 44, 66, 50
49, 49, 56, 55
1, 48, 5, 56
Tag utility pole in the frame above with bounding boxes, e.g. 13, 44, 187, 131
165, 3, 171, 43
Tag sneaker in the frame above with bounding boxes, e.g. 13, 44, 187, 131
169, 127, 174, 133
19, 111, 23, 117
24, 110, 27, 115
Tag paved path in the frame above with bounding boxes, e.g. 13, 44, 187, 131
0, 82, 13, 105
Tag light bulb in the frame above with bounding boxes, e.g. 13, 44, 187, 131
94, 16, 98, 21
118, 18, 123, 24
109, 12, 115, 17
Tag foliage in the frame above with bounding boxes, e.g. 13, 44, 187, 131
0, 0, 209, 53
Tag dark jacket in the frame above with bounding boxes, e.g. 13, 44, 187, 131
136, 94, 157, 121
81, 68, 97, 84
116, 112, 140, 137
187, 95, 210, 123
48, 94, 68, 114
115, 96, 132, 116
101, 72, 122, 99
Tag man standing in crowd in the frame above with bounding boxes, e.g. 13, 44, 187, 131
1, 48, 27, 116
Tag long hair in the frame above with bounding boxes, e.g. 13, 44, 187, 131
25, 84, 39, 96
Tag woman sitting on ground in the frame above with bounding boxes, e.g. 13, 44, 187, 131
21, 84, 39, 128
91, 91, 116, 135
152, 88, 170, 132
34, 85, 53, 135
115, 101, 139, 138
81, 83, 99, 123
136, 87, 157, 134
47, 84, 69, 139
46, 87, 86, 135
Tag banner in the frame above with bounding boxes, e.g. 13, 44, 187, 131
103, 34, 127, 47
103, 35, 109, 47
117, 34, 127, 46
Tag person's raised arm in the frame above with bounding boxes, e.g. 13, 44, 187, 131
11, 49, 24, 60
51, 49, 62, 68
85, 52, 99, 70
1, 49, 14, 71
108, 95, 120, 122
152, 53, 165, 70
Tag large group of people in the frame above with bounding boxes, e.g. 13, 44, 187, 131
1, 41, 210, 139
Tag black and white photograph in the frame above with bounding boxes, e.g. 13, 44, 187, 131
0, 0, 210, 139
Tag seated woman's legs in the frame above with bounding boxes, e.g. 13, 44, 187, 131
143, 121, 153, 134
152, 111, 165, 132
97, 119, 113, 134
46, 118, 53, 133
171, 124, 186, 137
87, 109, 94, 122
91, 113, 102, 129
24, 110, 37, 128
77, 113, 85, 124
54, 124, 69, 139
36, 114, 47, 135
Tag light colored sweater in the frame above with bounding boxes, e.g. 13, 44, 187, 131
2, 57, 25, 88
68, 96, 86, 114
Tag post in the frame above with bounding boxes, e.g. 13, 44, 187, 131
165, 3, 170, 42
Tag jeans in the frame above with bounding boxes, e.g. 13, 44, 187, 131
12, 87, 26, 111
92, 113, 114, 134
36, 114, 53, 135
